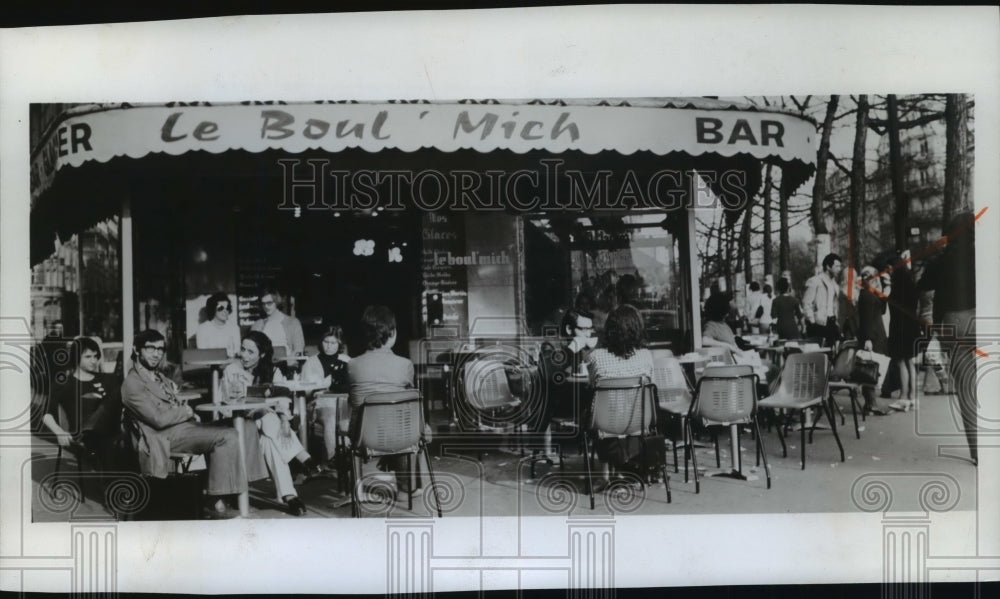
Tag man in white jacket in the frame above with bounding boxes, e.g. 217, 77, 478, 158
801, 253, 843, 347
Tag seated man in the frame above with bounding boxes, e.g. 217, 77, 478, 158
121, 329, 265, 519
42, 336, 122, 468
348, 305, 426, 496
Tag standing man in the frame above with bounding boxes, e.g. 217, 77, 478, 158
251, 287, 305, 365
121, 329, 263, 519
801, 253, 844, 347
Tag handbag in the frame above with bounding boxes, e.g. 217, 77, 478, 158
850, 350, 881, 385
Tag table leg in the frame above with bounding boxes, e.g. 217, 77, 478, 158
233, 415, 249, 517
709, 425, 749, 481
295, 394, 307, 448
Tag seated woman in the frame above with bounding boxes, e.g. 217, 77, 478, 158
220, 331, 322, 516
701, 292, 746, 358
585, 305, 654, 488
195, 292, 241, 358
301, 325, 352, 463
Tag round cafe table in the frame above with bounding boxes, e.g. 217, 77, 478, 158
195, 397, 284, 517
281, 379, 331, 447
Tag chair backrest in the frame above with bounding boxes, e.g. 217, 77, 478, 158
829, 343, 857, 381
591, 376, 654, 436
776, 352, 829, 401
650, 356, 691, 401
358, 390, 422, 454
691, 370, 757, 426
181, 348, 228, 378
463, 355, 517, 411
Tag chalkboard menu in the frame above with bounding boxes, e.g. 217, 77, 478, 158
421, 212, 468, 334
235, 257, 283, 327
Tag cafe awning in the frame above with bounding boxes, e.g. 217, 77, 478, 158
30, 98, 817, 263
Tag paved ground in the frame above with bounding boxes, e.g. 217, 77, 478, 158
30, 390, 978, 521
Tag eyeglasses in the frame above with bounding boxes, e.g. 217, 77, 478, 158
142, 345, 166, 353
261, 300, 275, 306
216, 305, 231, 312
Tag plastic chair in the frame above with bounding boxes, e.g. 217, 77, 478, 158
583, 376, 670, 509
350, 390, 442, 518
649, 355, 693, 477
828, 340, 864, 439
685, 365, 771, 492
757, 353, 844, 469
697, 346, 735, 365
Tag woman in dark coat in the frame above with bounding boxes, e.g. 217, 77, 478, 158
857, 265, 890, 415
887, 250, 921, 411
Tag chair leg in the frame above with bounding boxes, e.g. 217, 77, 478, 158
753, 417, 771, 490
713, 431, 721, 468
671, 417, 680, 474
736, 428, 742, 474
422, 444, 442, 518
583, 434, 594, 510
825, 397, 846, 462
351, 455, 362, 518
772, 411, 788, 458
76, 448, 87, 505
51, 446, 64, 500
849, 389, 861, 439
690, 421, 701, 494
800, 410, 807, 471
407, 454, 413, 511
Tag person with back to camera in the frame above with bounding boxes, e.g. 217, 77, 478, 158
701, 292, 747, 358
771, 278, 802, 340
586, 305, 654, 490
348, 305, 429, 498
220, 330, 323, 516
195, 292, 241, 358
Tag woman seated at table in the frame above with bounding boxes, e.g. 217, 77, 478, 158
301, 325, 352, 463
195, 292, 241, 358
585, 305, 654, 487
221, 331, 322, 516
701, 292, 746, 358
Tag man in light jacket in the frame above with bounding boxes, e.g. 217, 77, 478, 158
801, 253, 843, 347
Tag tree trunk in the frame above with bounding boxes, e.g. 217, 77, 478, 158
762, 165, 773, 276
740, 199, 753, 284
849, 95, 868, 270
887, 95, 909, 250
943, 94, 970, 226
811, 95, 839, 236
779, 173, 791, 273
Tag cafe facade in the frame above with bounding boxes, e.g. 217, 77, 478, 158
29, 99, 817, 373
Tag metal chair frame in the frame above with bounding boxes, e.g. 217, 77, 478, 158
583, 376, 671, 509
828, 340, 866, 439
682, 365, 771, 493
758, 353, 845, 470
650, 355, 693, 478
349, 390, 442, 518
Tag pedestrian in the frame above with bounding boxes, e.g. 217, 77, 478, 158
857, 265, 891, 415
918, 211, 978, 465
759, 283, 774, 334
770, 278, 801, 340
801, 253, 843, 346
887, 249, 922, 412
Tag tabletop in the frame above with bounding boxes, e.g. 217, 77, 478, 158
195, 397, 285, 415
185, 358, 234, 367
283, 379, 330, 393
677, 353, 711, 364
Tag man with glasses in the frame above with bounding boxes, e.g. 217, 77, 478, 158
195, 292, 241, 358
122, 329, 262, 519
250, 288, 304, 362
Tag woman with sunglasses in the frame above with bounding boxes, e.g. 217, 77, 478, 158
196, 292, 241, 358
